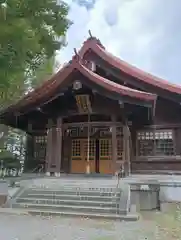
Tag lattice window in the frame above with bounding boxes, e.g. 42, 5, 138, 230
155, 130, 174, 156
137, 131, 154, 156
100, 139, 111, 160
137, 130, 175, 156
117, 139, 123, 160
34, 136, 47, 160
83, 139, 95, 160
71, 139, 81, 159
35, 136, 47, 143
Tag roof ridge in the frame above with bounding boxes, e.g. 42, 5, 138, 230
78, 62, 156, 101
79, 34, 181, 95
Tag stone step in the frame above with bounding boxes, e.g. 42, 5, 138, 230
29, 185, 119, 191
11, 180, 131, 220
13, 202, 126, 214
20, 193, 120, 202
8, 207, 138, 221
16, 197, 120, 208
23, 189, 121, 197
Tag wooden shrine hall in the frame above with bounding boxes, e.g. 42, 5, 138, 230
1, 33, 181, 176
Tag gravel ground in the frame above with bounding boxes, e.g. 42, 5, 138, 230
0, 213, 162, 240
1, 206, 181, 240
4, 185, 181, 240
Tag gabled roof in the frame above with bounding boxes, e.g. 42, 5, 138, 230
79, 36, 181, 95
0, 56, 156, 116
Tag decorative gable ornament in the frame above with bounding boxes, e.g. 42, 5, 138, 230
89, 61, 96, 72
73, 80, 82, 90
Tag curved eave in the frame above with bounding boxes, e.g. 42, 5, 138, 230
78, 63, 156, 103
0, 58, 156, 119
79, 37, 181, 95
0, 62, 71, 116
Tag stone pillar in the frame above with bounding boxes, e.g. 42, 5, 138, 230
111, 115, 117, 174
54, 117, 63, 177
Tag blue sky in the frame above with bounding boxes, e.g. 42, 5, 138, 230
57, 0, 181, 84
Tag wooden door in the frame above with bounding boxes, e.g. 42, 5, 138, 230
71, 139, 84, 173
99, 139, 113, 174
83, 139, 96, 173
99, 138, 124, 174
71, 139, 96, 173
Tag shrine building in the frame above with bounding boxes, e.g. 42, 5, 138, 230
1, 34, 181, 176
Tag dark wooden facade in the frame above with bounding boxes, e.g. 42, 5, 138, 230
1, 34, 181, 175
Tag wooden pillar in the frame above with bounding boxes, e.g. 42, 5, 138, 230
54, 117, 63, 177
175, 128, 181, 155
45, 118, 63, 177
123, 124, 131, 176
111, 115, 117, 174
45, 128, 52, 175
45, 119, 55, 175
24, 134, 34, 172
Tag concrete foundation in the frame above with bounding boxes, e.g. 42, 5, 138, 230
130, 183, 160, 211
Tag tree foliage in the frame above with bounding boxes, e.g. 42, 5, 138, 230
0, 0, 71, 91
30, 56, 56, 89
0, 0, 71, 169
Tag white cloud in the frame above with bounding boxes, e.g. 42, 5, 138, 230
56, 0, 170, 80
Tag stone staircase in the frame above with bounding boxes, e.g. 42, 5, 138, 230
9, 178, 138, 220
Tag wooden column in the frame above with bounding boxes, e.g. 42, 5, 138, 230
45, 128, 52, 175
123, 124, 131, 176
45, 119, 56, 175
111, 115, 117, 174
24, 134, 34, 172
54, 117, 63, 177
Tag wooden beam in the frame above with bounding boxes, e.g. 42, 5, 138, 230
63, 121, 123, 129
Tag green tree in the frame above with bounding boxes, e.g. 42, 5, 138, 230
0, 0, 70, 93
0, 0, 71, 171
30, 56, 56, 89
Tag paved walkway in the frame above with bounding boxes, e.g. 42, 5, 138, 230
0, 213, 162, 240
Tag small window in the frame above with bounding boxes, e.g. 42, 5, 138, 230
71, 139, 81, 159
117, 139, 123, 160
155, 130, 174, 156
137, 129, 175, 157
34, 135, 47, 160
137, 131, 154, 156
83, 139, 95, 158
100, 139, 111, 160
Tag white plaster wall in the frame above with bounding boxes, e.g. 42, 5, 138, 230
160, 185, 181, 202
